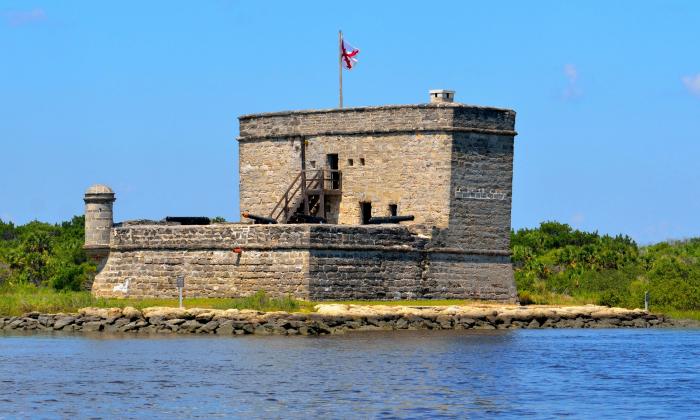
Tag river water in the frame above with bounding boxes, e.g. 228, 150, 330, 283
0, 329, 699, 419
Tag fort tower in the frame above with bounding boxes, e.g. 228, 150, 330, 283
238, 90, 516, 253
83, 184, 115, 266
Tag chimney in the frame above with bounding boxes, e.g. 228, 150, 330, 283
429, 89, 455, 103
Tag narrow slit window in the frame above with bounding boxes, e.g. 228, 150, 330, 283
389, 204, 397, 217
360, 158, 365, 166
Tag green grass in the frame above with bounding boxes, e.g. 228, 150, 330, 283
0, 286, 314, 317
323, 299, 500, 307
517, 290, 599, 306
2, 285, 699, 321
0, 288, 483, 317
517, 290, 700, 321
655, 309, 700, 321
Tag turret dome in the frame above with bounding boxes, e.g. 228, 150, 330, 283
85, 184, 114, 195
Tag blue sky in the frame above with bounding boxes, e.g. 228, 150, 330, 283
1, 1, 699, 244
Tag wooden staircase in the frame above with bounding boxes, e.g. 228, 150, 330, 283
269, 169, 342, 223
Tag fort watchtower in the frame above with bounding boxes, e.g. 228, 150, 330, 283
238, 90, 517, 253
83, 184, 115, 264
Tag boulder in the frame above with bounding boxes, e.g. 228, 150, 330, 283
122, 307, 143, 320
199, 320, 219, 333
120, 320, 147, 332
54, 316, 76, 330
179, 320, 201, 333
78, 307, 122, 319
142, 307, 187, 320
395, 318, 409, 329
217, 320, 235, 335
254, 325, 271, 335
82, 321, 104, 332
165, 319, 186, 327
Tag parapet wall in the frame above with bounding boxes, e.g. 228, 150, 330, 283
92, 223, 517, 302
238, 104, 516, 140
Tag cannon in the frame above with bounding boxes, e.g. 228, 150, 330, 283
366, 215, 415, 225
291, 214, 327, 224
241, 211, 278, 224
164, 216, 211, 225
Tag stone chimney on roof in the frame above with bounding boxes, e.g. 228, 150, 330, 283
429, 89, 455, 103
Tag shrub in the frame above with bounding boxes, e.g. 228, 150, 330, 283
512, 222, 699, 311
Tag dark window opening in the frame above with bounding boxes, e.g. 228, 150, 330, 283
310, 160, 316, 168
348, 159, 354, 166
327, 154, 339, 189
360, 158, 365, 166
360, 202, 372, 224
388, 204, 397, 217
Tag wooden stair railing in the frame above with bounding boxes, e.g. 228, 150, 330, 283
269, 169, 341, 223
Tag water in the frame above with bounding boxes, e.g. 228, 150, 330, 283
1, 329, 699, 419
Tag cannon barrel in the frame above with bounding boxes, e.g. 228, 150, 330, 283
164, 216, 211, 225
293, 214, 327, 224
366, 215, 415, 224
241, 211, 278, 224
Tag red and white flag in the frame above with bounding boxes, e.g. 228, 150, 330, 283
341, 39, 360, 70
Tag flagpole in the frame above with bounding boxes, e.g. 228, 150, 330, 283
339, 30, 343, 109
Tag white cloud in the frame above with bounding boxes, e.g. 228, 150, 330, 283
2, 8, 46, 27
562, 63, 582, 100
682, 74, 700, 97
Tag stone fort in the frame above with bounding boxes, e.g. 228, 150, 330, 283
86, 90, 519, 301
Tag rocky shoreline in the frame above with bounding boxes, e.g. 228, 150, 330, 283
1, 304, 697, 335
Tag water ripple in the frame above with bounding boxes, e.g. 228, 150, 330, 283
0, 329, 698, 418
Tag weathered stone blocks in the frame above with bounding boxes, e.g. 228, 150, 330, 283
91, 223, 517, 301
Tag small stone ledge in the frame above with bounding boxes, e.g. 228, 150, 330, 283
1, 305, 693, 336
237, 127, 518, 142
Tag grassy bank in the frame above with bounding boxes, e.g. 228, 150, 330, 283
3, 285, 699, 322
516, 290, 700, 321
0, 286, 313, 317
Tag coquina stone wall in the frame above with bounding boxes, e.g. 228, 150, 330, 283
303, 133, 452, 228
93, 224, 311, 299
238, 137, 304, 221
90, 98, 520, 302
439, 132, 514, 252
92, 223, 518, 301
237, 103, 516, 234
422, 252, 516, 301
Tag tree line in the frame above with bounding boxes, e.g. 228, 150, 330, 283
513, 222, 700, 310
0, 216, 95, 291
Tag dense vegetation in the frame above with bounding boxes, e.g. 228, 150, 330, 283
513, 222, 700, 313
0, 217, 698, 317
0, 216, 95, 291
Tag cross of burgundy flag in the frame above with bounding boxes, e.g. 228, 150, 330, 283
341, 39, 360, 70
